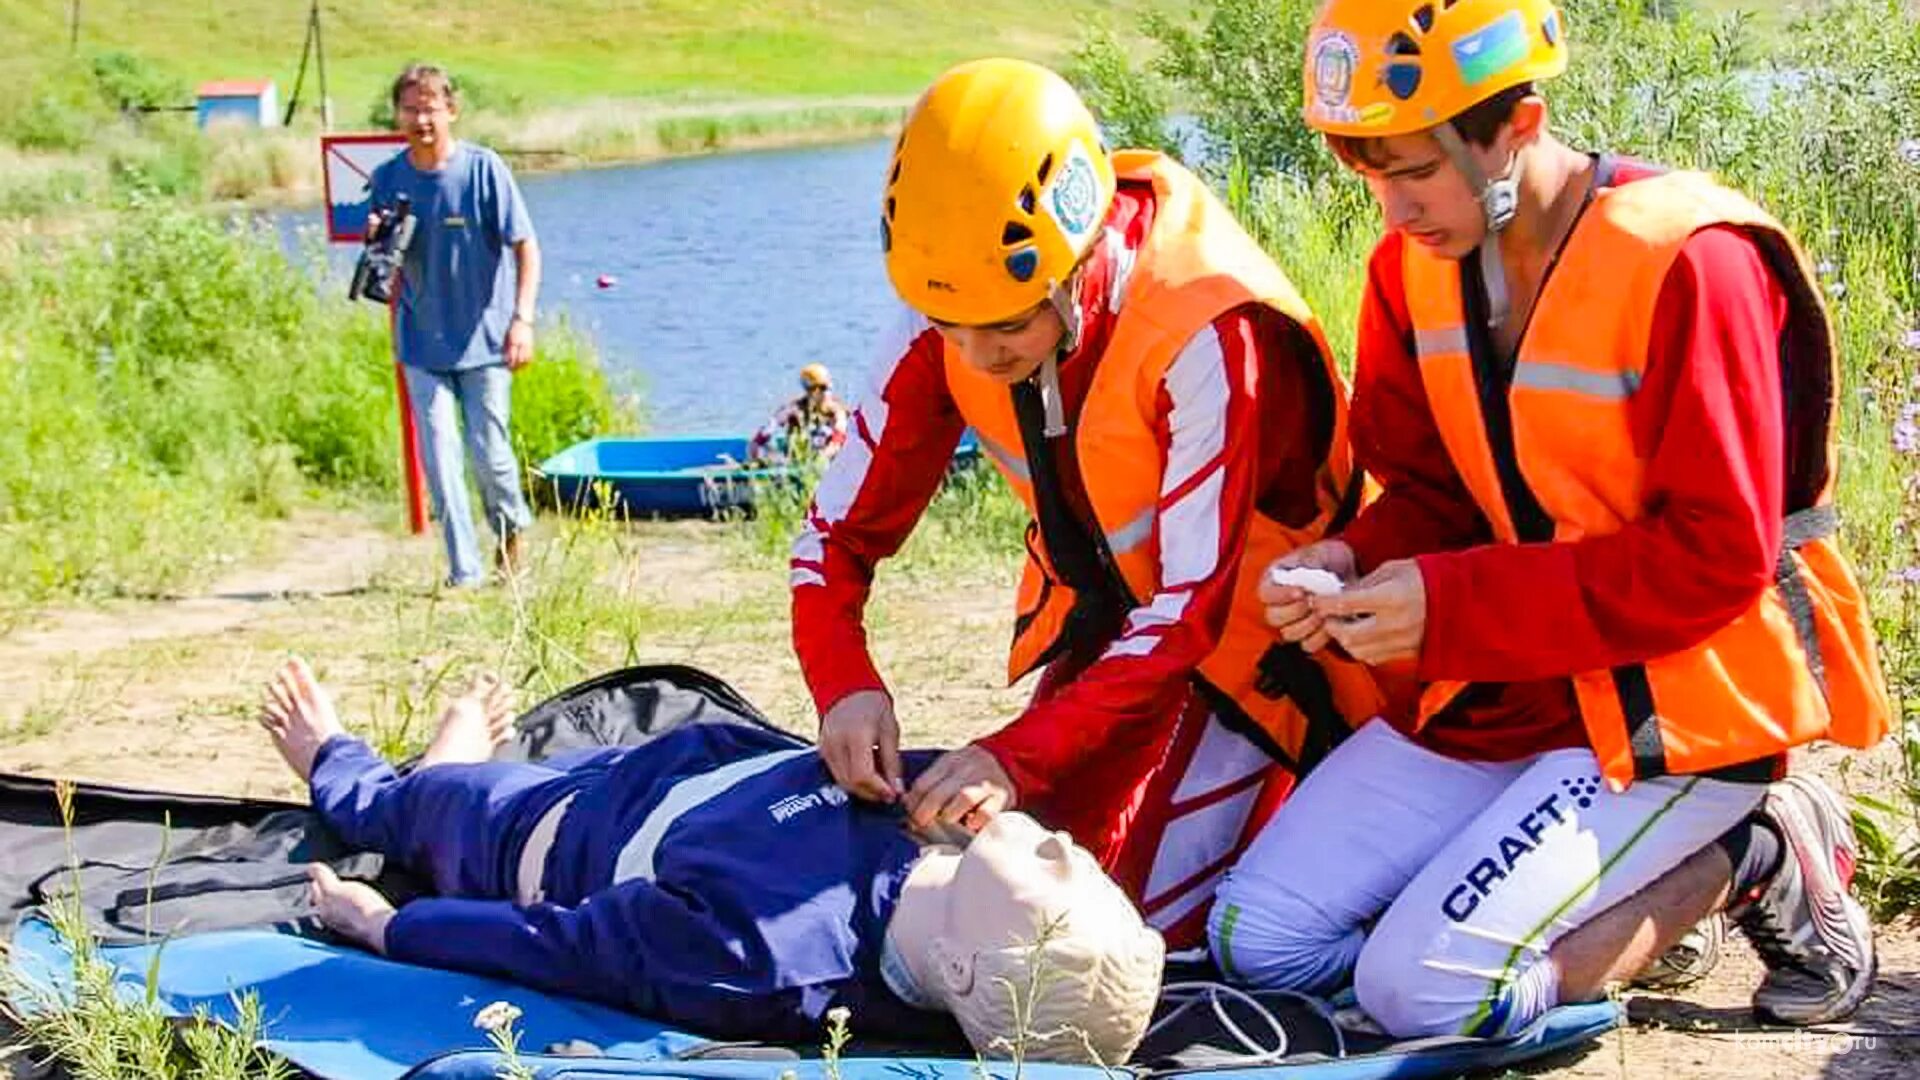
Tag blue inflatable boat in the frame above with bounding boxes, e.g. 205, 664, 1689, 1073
534, 435, 982, 517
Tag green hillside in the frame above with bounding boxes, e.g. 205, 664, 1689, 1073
0, 0, 1166, 118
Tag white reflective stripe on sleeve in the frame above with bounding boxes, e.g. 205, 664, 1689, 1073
1125, 591, 1192, 635
1160, 469, 1225, 587
1101, 636, 1161, 661
1162, 327, 1230, 494
1105, 226, 1138, 313
790, 568, 827, 588
1099, 589, 1193, 663
1155, 327, 1231, 588
791, 530, 824, 567
613, 748, 815, 883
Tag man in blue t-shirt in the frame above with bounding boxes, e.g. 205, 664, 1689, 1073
368, 64, 541, 587
255, 657, 1164, 1062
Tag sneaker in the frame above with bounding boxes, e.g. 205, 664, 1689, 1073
1727, 775, 1876, 1025
1629, 913, 1724, 992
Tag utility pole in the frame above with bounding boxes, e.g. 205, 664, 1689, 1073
311, 0, 333, 130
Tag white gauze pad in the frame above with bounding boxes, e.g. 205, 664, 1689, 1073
1267, 566, 1345, 596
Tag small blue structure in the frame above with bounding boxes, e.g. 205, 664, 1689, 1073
195, 79, 280, 129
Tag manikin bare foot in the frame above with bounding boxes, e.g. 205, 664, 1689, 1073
417, 672, 516, 769
307, 863, 395, 954
258, 656, 346, 781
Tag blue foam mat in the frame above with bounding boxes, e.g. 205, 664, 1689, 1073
7, 915, 1620, 1080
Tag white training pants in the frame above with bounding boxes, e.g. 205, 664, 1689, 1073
1207, 719, 1764, 1038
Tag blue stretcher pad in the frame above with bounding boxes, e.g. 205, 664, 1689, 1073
7, 914, 1620, 1080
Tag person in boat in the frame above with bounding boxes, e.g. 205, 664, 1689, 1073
789, 57, 1386, 953
747, 363, 851, 466
262, 656, 1162, 1062
1214, 0, 1890, 1040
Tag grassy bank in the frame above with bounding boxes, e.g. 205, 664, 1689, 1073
0, 202, 633, 618
0, 99, 909, 219
0, 0, 1166, 110
0, 0, 1174, 214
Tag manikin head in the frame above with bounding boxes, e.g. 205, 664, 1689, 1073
884, 812, 1164, 1064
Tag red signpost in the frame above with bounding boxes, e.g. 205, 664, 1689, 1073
390, 295, 430, 534
322, 133, 429, 535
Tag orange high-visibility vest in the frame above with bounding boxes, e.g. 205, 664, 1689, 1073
1402, 170, 1889, 789
945, 150, 1384, 767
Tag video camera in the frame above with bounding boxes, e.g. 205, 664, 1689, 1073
348, 194, 417, 305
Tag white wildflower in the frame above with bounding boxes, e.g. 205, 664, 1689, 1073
826, 1005, 852, 1027
473, 1000, 524, 1033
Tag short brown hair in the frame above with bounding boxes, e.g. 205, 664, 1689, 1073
390, 63, 458, 111
1326, 82, 1536, 170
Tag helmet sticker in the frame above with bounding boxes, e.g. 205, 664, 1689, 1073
1045, 140, 1103, 245
1359, 102, 1398, 128
1453, 10, 1531, 87
1312, 31, 1361, 110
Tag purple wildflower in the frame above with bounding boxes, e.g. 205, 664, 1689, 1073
1896, 405, 1920, 456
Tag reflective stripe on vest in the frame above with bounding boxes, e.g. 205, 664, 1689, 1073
1401, 169, 1889, 787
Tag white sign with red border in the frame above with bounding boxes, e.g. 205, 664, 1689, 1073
320, 133, 409, 243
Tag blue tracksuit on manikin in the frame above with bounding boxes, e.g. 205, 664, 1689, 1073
306, 722, 954, 1044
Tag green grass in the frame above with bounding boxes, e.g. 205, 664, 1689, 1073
0, 0, 1169, 125
1687, 0, 1819, 33
0, 201, 634, 617
1, 780, 296, 1079
0, 1, 1178, 210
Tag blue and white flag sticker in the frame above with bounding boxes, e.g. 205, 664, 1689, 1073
1452, 10, 1531, 87
1044, 139, 1104, 249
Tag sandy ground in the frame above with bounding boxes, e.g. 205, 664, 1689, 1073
1, 507, 1915, 1077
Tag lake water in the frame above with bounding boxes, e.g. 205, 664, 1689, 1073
284, 137, 901, 435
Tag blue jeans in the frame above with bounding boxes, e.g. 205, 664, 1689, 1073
402, 364, 534, 586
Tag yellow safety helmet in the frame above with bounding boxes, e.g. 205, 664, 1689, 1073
882, 58, 1117, 327
799, 363, 832, 391
1302, 0, 1568, 139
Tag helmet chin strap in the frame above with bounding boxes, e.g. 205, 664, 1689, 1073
1034, 272, 1085, 439
1433, 124, 1526, 331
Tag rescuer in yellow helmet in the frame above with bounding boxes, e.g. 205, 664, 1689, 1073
789, 57, 1388, 952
